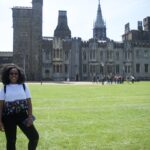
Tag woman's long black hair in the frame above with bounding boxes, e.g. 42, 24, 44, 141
1, 63, 26, 85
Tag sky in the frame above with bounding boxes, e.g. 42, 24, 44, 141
0, 0, 150, 52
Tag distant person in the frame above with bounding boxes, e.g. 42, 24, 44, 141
92, 75, 96, 83
130, 75, 135, 83
0, 64, 39, 150
40, 79, 43, 85
96, 75, 100, 83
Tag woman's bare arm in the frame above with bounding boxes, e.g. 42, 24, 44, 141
0, 101, 4, 131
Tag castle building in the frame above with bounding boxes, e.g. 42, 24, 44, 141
0, 0, 150, 81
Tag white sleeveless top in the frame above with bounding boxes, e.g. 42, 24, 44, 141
0, 84, 31, 102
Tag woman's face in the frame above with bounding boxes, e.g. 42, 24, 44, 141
9, 68, 19, 84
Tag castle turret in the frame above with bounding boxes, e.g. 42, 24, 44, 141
93, 0, 107, 40
143, 17, 150, 31
12, 7, 32, 79
54, 10, 71, 39
12, 0, 43, 80
30, 0, 43, 80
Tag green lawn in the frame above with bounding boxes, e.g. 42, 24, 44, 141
0, 82, 150, 150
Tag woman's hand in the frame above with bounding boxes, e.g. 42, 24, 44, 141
26, 117, 34, 127
0, 121, 4, 132
23, 115, 35, 127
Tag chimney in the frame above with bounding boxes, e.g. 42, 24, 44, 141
54, 10, 71, 39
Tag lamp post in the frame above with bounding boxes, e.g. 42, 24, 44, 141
23, 53, 26, 74
101, 62, 104, 75
21, 33, 28, 77
101, 62, 105, 84
67, 49, 71, 81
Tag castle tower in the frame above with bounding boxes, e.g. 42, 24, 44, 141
143, 17, 150, 31
30, 0, 43, 80
54, 10, 71, 39
12, 0, 43, 80
93, 0, 107, 40
12, 7, 33, 79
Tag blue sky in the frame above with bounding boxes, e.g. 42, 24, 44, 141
0, 0, 150, 51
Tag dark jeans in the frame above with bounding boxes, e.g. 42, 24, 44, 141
2, 113, 39, 150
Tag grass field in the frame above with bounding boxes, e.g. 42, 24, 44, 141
0, 82, 150, 150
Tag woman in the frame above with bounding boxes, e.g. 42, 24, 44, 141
0, 64, 39, 150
